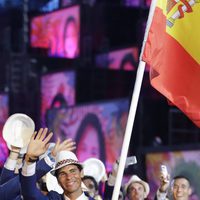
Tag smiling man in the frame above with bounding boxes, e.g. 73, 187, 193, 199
171, 176, 192, 200
51, 151, 88, 199
156, 175, 192, 200
20, 128, 94, 200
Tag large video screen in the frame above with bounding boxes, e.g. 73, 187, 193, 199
45, 98, 130, 171
0, 94, 9, 167
30, 5, 80, 58
96, 47, 139, 71
41, 70, 76, 126
145, 150, 200, 199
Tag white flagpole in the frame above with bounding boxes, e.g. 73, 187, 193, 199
111, 0, 158, 199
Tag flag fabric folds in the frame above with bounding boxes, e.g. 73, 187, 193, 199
142, 0, 200, 127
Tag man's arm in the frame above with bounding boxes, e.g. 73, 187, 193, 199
21, 169, 48, 200
155, 167, 170, 200
21, 128, 52, 200
0, 175, 21, 200
0, 146, 20, 184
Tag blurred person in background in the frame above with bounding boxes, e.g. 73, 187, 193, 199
124, 175, 150, 200
156, 174, 192, 200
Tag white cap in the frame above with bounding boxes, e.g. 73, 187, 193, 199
3, 113, 35, 148
83, 158, 106, 183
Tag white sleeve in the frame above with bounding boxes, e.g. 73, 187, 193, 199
4, 158, 17, 171
22, 162, 36, 177
44, 155, 55, 168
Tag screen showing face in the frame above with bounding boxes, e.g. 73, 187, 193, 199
0, 94, 9, 167
30, 5, 80, 58
146, 150, 200, 200
45, 98, 129, 171
96, 47, 139, 71
41, 70, 76, 126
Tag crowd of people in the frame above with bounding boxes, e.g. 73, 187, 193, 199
0, 126, 194, 200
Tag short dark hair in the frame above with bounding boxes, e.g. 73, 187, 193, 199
172, 175, 191, 186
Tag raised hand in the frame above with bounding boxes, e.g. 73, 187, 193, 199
159, 170, 170, 192
51, 137, 76, 157
26, 128, 53, 160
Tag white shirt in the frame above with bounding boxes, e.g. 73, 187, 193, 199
4, 158, 17, 171
63, 192, 89, 200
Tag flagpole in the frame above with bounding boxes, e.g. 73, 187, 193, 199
111, 0, 158, 199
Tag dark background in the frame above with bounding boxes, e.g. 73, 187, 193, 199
0, 0, 200, 177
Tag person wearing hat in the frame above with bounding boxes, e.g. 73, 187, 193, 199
0, 128, 75, 200
20, 128, 94, 200
124, 175, 150, 200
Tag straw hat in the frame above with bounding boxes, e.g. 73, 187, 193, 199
83, 158, 106, 183
3, 113, 35, 148
51, 150, 82, 176
124, 175, 150, 198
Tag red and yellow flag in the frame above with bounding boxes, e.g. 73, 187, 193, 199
142, 0, 200, 127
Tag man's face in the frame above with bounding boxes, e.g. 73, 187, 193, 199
127, 182, 146, 200
57, 164, 83, 197
172, 178, 192, 200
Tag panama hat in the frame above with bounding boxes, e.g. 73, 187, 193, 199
83, 158, 106, 183
51, 150, 83, 176
124, 175, 150, 198
3, 113, 35, 148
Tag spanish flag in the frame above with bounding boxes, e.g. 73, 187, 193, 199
142, 0, 200, 127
